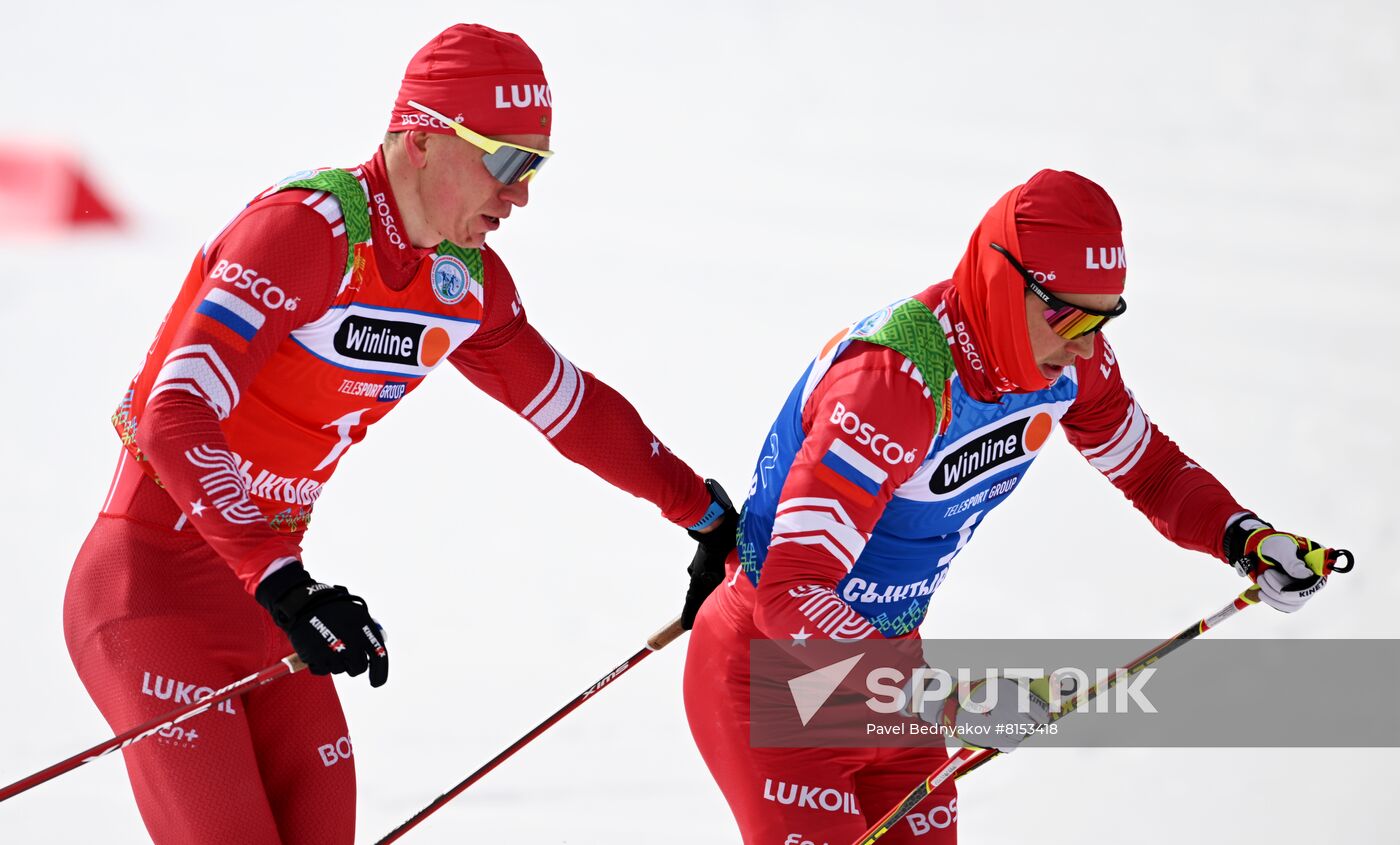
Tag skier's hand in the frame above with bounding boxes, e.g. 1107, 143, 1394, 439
910, 676, 1050, 754
681, 480, 738, 630
255, 562, 389, 687
1223, 515, 1338, 613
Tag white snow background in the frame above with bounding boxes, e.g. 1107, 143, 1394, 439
2, 2, 1397, 842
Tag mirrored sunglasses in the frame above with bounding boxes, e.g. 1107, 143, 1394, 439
407, 100, 553, 184
989, 242, 1126, 340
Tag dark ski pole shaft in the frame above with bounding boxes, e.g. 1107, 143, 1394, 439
0, 654, 306, 803
855, 585, 1267, 844
375, 616, 687, 844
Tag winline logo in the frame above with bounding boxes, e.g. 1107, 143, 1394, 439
333, 315, 451, 369
930, 412, 1052, 494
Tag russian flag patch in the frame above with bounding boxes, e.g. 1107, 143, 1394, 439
195, 289, 265, 342
814, 438, 888, 507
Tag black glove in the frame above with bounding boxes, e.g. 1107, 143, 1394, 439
255, 562, 389, 687
681, 480, 739, 630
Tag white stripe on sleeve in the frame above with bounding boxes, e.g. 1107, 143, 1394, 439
148, 344, 240, 420
1081, 396, 1148, 471
771, 498, 869, 571
521, 347, 562, 418
544, 364, 586, 439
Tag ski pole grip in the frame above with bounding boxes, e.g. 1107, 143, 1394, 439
647, 616, 686, 651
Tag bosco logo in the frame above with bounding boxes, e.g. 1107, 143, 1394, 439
905, 798, 958, 835
431, 254, 470, 305
317, 736, 353, 768
399, 111, 465, 129
952, 321, 984, 372
373, 192, 405, 249
209, 259, 300, 312
829, 402, 918, 466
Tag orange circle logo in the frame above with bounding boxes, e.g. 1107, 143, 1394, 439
419, 326, 450, 367
1022, 412, 1052, 452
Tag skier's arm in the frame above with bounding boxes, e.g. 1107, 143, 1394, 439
752, 343, 937, 646
1060, 334, 1245, 559
132, 198, 341, 592
447, 249, 711, 528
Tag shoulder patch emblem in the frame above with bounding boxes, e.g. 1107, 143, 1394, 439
431, 254, 470, 305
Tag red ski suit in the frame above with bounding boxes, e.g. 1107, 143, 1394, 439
684, 282, 1245, 844
65, 150, 711, 844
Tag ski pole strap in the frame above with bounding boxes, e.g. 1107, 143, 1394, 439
1326, 548, 1355, 574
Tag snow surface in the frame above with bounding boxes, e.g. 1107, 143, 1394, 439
2, 2, 1397, 842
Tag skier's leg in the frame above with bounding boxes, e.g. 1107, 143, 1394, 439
684, 587, 871, 844
851, 744, 959, 844
244, 618, 357, 845
64, 515, 284, 843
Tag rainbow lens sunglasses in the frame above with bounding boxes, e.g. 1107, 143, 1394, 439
989, 242, 1127, 340
407, 100, 553, 184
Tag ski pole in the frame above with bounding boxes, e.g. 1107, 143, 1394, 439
853, 584, 1266, 844
0, 654, 306, 803
857, 544, 1356, 844
375, 615, 687, 844
947, 545, 1356, 786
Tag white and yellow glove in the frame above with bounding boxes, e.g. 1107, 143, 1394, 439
1223, 514, 1347, 613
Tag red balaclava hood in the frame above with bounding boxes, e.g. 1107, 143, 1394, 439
389, 24, 551, 138
949, 169, 1125, 395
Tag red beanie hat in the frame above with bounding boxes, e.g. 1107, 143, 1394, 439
389, 24, 551, 138
950, 170, 1125, 395
1015, 170, 1125, 295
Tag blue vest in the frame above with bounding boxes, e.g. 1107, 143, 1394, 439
738, 299, 1080, 636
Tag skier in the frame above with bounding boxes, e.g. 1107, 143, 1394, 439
682, 170, 1339, 843
63, 24, 737, 844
